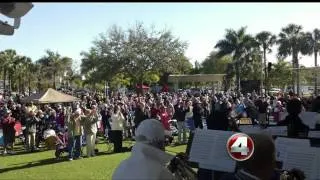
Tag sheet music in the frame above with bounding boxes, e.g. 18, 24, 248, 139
299, 112, 319, 129
239, 126, 272, 136
268, 126, 287, 136
239, 126, 263, 134
199, 160, 236, 173
189, 129, 236, 172
274, 137, 310, 161
278, 112, 319, 128
308, 131, 320, 139
282, 147, 320, 180
189, 130, 215, 163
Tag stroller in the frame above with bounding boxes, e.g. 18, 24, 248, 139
43, 129, 68, 159
55, 131, 68, 159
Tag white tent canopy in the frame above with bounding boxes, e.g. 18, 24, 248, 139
22, 88, 80, 104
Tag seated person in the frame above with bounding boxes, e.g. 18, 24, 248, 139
112, 119, 175, 180
277, 98, 309, 138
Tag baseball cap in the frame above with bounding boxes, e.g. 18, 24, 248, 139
135, 119, 165, 143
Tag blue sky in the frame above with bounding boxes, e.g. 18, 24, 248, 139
1, 3, 320, 68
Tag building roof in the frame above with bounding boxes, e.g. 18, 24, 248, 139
168, 74, 225, 83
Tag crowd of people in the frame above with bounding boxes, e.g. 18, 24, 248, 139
1, 89, 320, 164
113, 89, 320, 180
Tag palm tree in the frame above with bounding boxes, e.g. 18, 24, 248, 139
13, 56, 30, 93
0, 51, 6, 91
215, 27, 257, 92
37, 50, 72, 89
256, 31, 276, 95
305, 29, 320, 95
277, 24, 310, 95
0, 49, 19, 92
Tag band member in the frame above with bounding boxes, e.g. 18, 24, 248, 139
112, 119, 174, 180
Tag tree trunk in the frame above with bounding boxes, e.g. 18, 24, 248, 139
22, 76, 25, 95
235, 62, 241, 95
291, 54, 296, 94
18, 75, 21, 94
53, 72, 56, 89
9, 73, 12, 93
315, 51, 318, 95
37, 77, 41, 93
28, 77, 31, 96
3, 69, 6, 93
293, 52, 300, 95
140, 79, 144, 96
263, 49, 267, 96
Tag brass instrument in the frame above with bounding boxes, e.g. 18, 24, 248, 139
167, 153, 198, 180
275, 168, 306, 180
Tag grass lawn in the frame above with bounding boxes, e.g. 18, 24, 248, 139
0, 139, 187, 180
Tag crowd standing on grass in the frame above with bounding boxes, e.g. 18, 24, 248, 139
1, 88, 320, 162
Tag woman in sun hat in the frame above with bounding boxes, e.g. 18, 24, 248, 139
112, 119, 175, 180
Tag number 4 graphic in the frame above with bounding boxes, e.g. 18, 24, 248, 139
230, 136, 249, 156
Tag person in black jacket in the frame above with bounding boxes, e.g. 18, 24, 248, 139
134, 102, 149, 129
312, 96, 320, 113
277, 98, 309, 138
173, 100, 187, 144
192, 99, 203, 129
210, 98, 230, 131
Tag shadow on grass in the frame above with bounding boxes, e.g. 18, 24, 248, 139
0, 157, 64, 174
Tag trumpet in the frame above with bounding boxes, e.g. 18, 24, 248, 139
167, 153, 198, 180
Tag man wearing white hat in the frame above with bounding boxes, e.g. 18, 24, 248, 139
112, 119, 175, 180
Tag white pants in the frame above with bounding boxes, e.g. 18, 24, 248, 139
177, 121, 187, 143
27, 133, 36, 150
86, 133, 96, 157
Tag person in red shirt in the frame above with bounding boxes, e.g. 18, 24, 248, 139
159, 106, 170, 131
1, 109, 16, 155
150, 103, 160, 120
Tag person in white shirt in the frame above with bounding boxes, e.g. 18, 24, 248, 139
112, 119, 175, 180
110, 105, 125, 153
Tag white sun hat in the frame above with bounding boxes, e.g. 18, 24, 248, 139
135, 119, 165, 143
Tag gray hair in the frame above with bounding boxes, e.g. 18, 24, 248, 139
135, 135, 165, 150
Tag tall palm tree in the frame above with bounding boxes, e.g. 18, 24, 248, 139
256, 31, 276, 95
0, 51, 6, 91
305, 29, 320, 95
23, 58, 37, 95
37, 50, 72, 89
12, 56, 27, 93
277, 24, 310, 95
0, 49, 19, 92
215, 27, 257, 92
